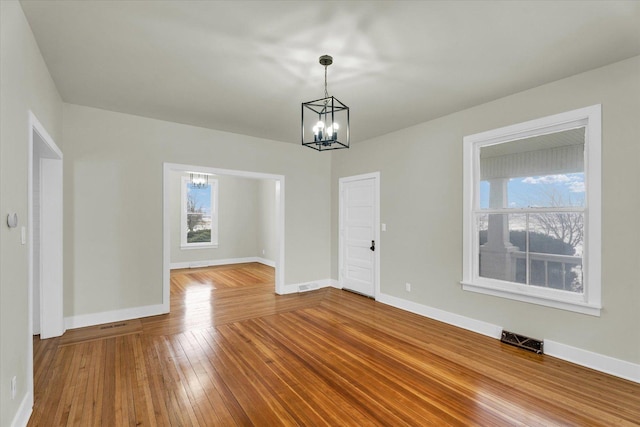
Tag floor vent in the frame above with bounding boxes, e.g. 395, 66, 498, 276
298, 283, 319, 293
501, 330, 544, 354
100, 322, 128, 330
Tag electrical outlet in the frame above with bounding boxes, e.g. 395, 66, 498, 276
11, 376, 16, 399
262, 249, 265, 255
405, 282, 411, 292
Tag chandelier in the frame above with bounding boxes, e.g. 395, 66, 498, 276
189, 173, 209, 188
301, 55, 349, 151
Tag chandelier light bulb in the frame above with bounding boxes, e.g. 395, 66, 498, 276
314, 121, 325, 141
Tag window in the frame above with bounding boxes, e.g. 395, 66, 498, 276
181, 174, 218, 248
462, 105, 601, 315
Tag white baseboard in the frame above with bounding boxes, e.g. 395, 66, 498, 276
377, 292, 503, 339
255, 257, 276, 267
376, 292, 639, 384
170, 256, 275, 270
280, 278, 336, 295
68, 259, 277, 330
544, 339, 640, 384
10, 391, 32, 427
64, 304, 166, 330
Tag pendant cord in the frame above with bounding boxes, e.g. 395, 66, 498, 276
324, 65, 329, 99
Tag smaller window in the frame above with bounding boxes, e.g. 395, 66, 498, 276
181, 174, 218, 249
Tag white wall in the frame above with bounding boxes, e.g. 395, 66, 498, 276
0, 1, 63, 425
257, 179, 278, 263
169, 171, 275, 268
331, 56, 640, 366
63, 103, 331, 318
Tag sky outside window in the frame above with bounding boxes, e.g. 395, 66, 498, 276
479, 172, 585, 209
187, 183, 212, 215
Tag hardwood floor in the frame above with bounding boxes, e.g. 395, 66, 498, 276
30, 263, 640, 426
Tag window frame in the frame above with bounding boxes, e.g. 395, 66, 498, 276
180, 175, 219, 249
461, 105, 601, 316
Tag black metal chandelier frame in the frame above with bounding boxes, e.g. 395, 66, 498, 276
301, 55, 350, 151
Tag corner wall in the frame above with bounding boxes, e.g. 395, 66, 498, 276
0, 2, 63, 425
331, 56, 640, 367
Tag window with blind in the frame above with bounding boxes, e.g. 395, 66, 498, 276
462, 105, 601, 315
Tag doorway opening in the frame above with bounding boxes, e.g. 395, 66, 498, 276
28, 111, 64, 409
162, 163, 285, 313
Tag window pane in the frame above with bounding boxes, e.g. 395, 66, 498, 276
528, 212, 583, 292
479, 181, 490, 209
186, 183, 212, 244
478, 213, 526, 282
509, 173, 584, 209
479, 127, 585, 209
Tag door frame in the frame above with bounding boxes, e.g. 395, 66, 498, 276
28, 110, 64, 405
162, 163, 286, 309
338, 172, 380, 299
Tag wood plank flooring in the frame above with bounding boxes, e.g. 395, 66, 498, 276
29, 262, 640, 426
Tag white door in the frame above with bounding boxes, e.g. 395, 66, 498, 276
339, 173, 379, 298
30, 114, 64, 340
40, 158, 64, 338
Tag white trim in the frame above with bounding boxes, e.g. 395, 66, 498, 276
164, 163, 286, 310
377, 292, 503, 339
39, 158, 65, 338
179, 244, 219, 250
462, 104, 601, 315
29, 111, 62, 158
338, 171, 381, 299
64, 304, 166, 330
461, 281, 601, 316
10, 391, 33, 427
27, 110, 63, 424
170, 256, 275, 270
279, 278, 337, 295
256, 257, 276, 268
545, 340, 640, 384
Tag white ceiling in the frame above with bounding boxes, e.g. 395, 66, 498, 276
20, 1, 640, 145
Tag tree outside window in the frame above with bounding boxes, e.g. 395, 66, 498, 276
181, 175, 218, 248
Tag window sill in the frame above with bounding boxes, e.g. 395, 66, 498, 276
180, 244, 218, 250
461, 280, 601, 317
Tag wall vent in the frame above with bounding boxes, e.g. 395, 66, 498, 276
501, 330, 544, 354
298, 283, 319, 293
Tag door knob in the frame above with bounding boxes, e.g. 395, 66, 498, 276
370, 240, 375, 251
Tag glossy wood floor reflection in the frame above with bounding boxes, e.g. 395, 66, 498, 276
30, 263, 640, 426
